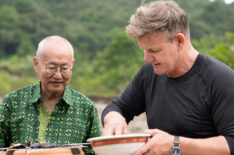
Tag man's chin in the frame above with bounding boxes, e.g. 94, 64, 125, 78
49, 87, 64, 94
153, 69, 164, 75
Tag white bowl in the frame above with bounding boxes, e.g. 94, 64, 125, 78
87, 134, 150, 155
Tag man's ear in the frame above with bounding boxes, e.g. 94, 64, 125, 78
72, 59, 75, 65
33, 56, 39, 72
175, 33, 185, 51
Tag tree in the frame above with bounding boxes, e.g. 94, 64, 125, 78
92, 32, 143, 93
0, 6, 20, 57
209, 32, 234, 69
193, 32, 234, 69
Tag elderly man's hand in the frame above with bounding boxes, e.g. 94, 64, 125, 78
102, 111, 128, 136
132, 129, 174, 155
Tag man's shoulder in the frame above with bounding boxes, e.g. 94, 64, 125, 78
141, 63, 154, 71
136, 63, 155, 78
1, 83, 39, 108
65, 87, 95, 108
196, 53, 234, 87
3, 83, 38, 100
199, 53, 234, 76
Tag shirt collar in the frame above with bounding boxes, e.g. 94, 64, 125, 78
29, 82, 41, 104
62, 85, 73, 106
29, 81, 73, 106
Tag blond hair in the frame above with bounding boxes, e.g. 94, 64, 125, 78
126, 0, 189, 41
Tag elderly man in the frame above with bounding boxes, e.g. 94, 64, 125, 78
0, 35, 101, 154
102, 1, 234, 155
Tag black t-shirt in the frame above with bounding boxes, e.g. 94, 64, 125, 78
102, 53, 234, 154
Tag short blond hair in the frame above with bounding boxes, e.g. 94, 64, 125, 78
126, 0, 189, 41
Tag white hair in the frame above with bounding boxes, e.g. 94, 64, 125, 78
36, 35, 74, 59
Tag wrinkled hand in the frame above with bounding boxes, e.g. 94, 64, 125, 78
102, 111, 128, 136
132, 129, 174, 155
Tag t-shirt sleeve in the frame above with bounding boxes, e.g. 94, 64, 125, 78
210, 67, 234, 155
101, 63, 151, 125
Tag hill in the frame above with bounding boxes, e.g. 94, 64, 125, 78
0, 0, 234, 97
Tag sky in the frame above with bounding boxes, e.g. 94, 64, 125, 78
225, 0, 234, 4
210, 0, 234, 4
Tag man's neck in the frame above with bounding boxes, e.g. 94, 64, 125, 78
167, 47, 199, 78
41, 90, 63, 112
41, 89, 63, 100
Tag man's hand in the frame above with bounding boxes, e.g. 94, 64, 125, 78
132, 129, 173, 155
102, 111, 128, 136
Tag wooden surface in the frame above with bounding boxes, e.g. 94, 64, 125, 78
0, 148, 84, 155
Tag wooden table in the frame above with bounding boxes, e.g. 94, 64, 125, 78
0, 148, 84, 155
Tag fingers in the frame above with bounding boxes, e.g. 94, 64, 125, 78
132, 141, 151, 155
144, 129, 161, 136
133, 129, 173, 155
102, 124, 128, 136
123, 127, 128, 134
114, 125, 128, 135
128, 130, 158, 154
102, 125, 115, 136
102, 111, 128, 136
102, 121, 128, 136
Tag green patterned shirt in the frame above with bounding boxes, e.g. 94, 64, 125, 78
38, 102, 51, 142
0, 82, 102, 154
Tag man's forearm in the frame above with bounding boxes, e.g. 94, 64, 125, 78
181, 136, 230, 155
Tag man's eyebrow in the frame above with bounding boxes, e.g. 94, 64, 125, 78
46, 62, 70, 66
151, 48, 161, 52
144, 48, 160, 51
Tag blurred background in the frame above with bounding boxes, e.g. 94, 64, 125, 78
0, 0, 234, 100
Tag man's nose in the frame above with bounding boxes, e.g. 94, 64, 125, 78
144, 51, 152, 63
53, 69, 63, 79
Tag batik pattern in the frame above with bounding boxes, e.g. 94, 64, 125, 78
0, 82, 101, 154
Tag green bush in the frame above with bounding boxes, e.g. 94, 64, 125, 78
0, 71, 11, 96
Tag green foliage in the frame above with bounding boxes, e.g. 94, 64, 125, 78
209, 32, 234, 69
226, 32, 234, 43
175, 0, 210, 17
0, 6, 20, 56
0, 71, 11, 96
191, 1, 234, 39
192, 34, 224, 51
70, 32, 143, 97
1, 0, 233, 59
0, 55, 37, 96
0, 55, 35, 76
193, 32, 234, 69
202, 1, 234, 33
0, 0, 234, 98
92, 32, 143, 93
213, 44, 234, 68
0, 69, 37, 97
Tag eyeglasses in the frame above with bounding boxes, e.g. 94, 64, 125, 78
44, 66, 72, 76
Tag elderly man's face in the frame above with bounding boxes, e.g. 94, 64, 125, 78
33, 42, 74, 96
